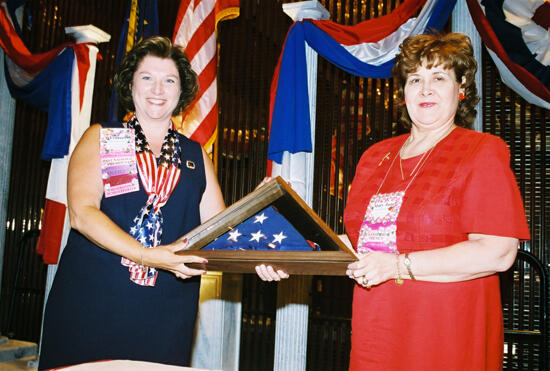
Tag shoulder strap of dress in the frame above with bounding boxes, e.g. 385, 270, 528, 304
99, 121, 125, 129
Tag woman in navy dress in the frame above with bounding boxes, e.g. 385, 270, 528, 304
39, 36, 226, 369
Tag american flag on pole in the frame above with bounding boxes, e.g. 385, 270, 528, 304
172, 0, 239, 153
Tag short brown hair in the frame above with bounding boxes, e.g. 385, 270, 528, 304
392, 32, 479, 129
113, 36, 198, 116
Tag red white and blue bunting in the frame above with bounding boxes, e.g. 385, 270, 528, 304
267, 0, 456, 164
0, 1, 94, 160
466, 0, 550, 109
503, 0, 550, 66
268, 0, 550, 169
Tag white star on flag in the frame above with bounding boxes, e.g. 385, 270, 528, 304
146, 221, 153, 230
227, 229, 242, 242
272, 231, 287, 244
250, 230, 266, 242
130, 226, 137, 234
139, 236, 147, 244
254, 213, 268, 224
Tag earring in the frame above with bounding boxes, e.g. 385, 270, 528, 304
458, 92, 465, 101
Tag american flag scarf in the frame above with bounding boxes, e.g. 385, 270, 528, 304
121, 116, 182, 286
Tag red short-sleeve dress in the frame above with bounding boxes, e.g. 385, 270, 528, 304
343, 127, 530, 371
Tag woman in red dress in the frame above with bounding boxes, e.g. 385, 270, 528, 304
343, 32, 529, 370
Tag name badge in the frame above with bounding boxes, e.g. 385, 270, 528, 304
100, 128, 139, 198
356, 191, 404, 254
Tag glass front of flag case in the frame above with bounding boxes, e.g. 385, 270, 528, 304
176, 177, 357, 275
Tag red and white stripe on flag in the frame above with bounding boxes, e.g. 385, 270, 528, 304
36, 44, 100, 264
172, 0, 239, 153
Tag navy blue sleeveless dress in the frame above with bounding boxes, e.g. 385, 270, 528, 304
39, 123, 205, 370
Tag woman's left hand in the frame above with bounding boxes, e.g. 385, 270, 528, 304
346, 251, 397, 288
255, 264, 289, 281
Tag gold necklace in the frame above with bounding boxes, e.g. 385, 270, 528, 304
398, 125, 456, 180
399, 144, 431, 180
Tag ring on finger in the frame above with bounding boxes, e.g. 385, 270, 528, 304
361, 276, 368, 287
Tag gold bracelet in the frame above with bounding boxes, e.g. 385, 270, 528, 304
395, 254, 403, 285
404, 253, 416, 280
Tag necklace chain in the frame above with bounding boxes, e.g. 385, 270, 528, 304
377, 126, 455, 193
399, 125, 455, 180
399, 145, 430, 180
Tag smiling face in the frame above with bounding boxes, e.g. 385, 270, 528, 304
404, 61, 464, 132
131, 55, 181, 123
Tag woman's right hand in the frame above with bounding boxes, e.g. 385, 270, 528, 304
255, 264, 289, 281
346, 251, 397, 288
145, 238, 208, 279
254, 176, 273, 191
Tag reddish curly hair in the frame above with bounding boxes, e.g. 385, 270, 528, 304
392, 32, 480, 129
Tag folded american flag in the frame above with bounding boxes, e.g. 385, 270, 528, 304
204, 206, 318, 251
